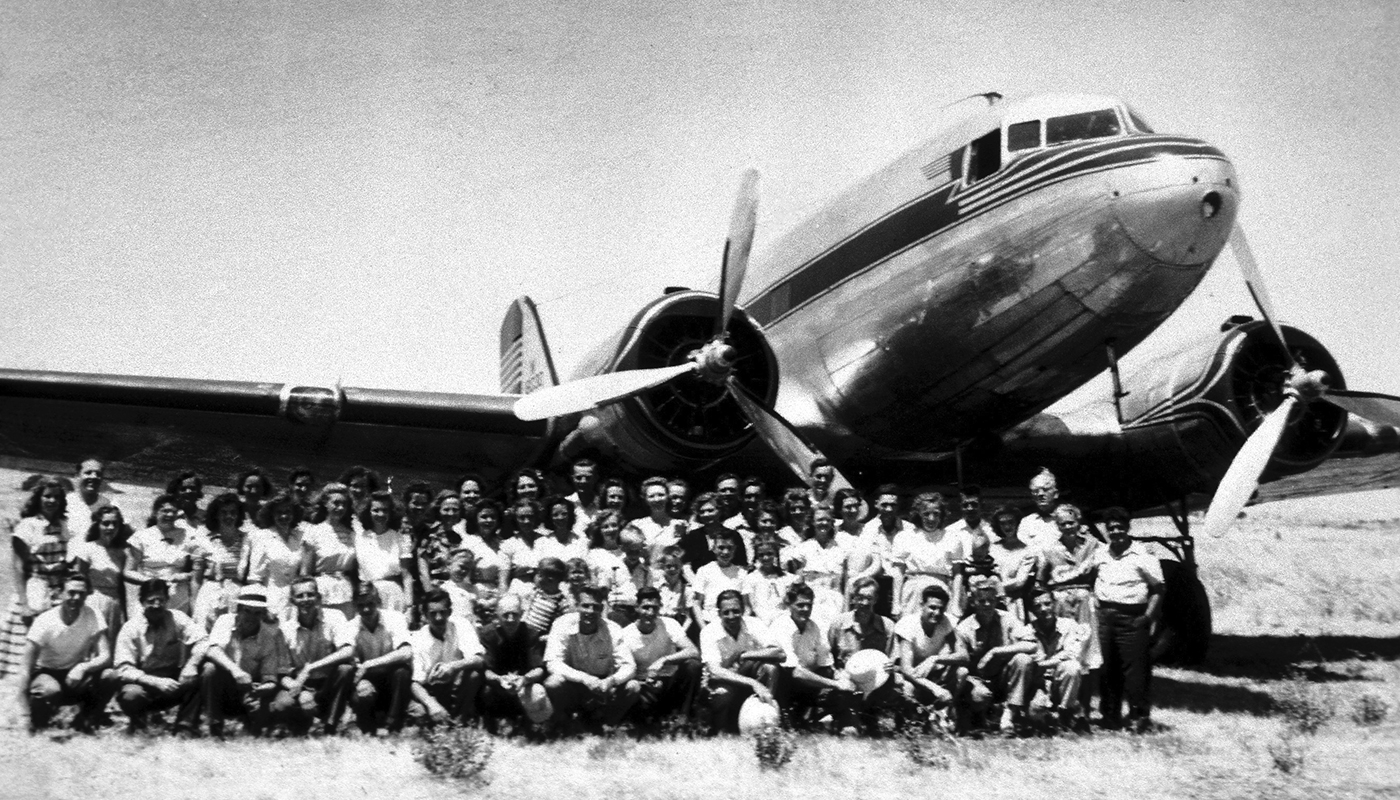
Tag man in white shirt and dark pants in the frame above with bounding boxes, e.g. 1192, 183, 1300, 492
619, 586, 701, 726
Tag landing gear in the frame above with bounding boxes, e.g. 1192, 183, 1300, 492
1139, 498, 1212, 665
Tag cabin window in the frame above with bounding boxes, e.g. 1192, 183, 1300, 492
1045, 108, 1122, 145
1006, 120, 1041, 152
966, 129, 1001, 183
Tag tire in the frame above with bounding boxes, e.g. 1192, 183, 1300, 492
1151, 559, 1212, 665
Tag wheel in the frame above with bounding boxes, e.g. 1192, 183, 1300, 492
1151, 559, 1212, 665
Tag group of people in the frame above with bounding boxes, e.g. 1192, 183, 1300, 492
0, 455, 1166, 739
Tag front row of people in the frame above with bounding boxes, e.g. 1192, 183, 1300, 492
18, 566, 1103, 739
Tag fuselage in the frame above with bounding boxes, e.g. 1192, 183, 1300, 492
740, 93, 1239, 460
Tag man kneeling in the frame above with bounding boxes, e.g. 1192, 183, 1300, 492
542, 585, 637, 732
957, 581, 1037, 734
620, 586, 701, 727
204, 586, 297, 737
409, 588, 486, 725
700, 589, 784, 735
18, 574, 112, 732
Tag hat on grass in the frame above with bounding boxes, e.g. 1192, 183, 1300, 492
521, 682, 554, 724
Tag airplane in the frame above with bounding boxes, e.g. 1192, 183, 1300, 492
3, 92, 1399, 663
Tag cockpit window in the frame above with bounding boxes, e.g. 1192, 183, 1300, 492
1045, 108, 1122, 145
1007, 120, 1041, 152
1126, 106, 1154, 133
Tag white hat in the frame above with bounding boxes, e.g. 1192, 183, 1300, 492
236, 586, 269, 609
843, 649, 891, 698
521, 682, 554, 724
738, 695, 780, 734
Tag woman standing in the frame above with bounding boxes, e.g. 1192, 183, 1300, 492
789, 505, 849, 630
246, 492, 306, 617
461, 500, 510, 616
0, 478, 75, 678
234, 468, 274, 531
536, 496, 588, 566
889, 492, 967, 618
68, 504, 134, 646
455, 473, 486, 523
416, 490, 466, 595
300, 483, 360, 619
165, 470, 205, 528
500, 498, 545, 595
129, 494, 199, 616
192, 492, 250, 629
355, 491, 411, 614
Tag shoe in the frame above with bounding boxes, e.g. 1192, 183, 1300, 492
998, 707, 1016, 735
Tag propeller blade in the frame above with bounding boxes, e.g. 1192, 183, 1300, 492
716, 168, 760, 338
1326, 389, 1400, 429
725, 379, 854, 492
1202, 395, 1297, 537
513, 363, 696, 421
1229, 225, 1296, 368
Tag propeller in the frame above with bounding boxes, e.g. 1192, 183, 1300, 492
1203, 225, 1400, 535
511, 169, 853, 488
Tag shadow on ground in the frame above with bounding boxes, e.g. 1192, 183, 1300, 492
1197, 634, 1400, 681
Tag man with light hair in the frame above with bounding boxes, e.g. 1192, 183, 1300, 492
478, 593, 548, 734
280, 577, 354, 735
1018, 468, 1061, 551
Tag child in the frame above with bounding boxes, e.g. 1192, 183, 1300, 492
442, 548, 482, 627
517, 557, 570, 636
691, 530, 746, 624
742, 539, 794, 625
655, 547, 699, 640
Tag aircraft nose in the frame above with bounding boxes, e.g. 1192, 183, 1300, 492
1111, 143, 1238, 265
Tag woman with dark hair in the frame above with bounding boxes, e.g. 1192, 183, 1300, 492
788, 505, 848, 631
461, 500, 510, 613
500, 497, 545, 594
455, 473, 486, 518
69, 504, 135, 646
165, 470, 205, 527
505, 468, 547, 506
234, 467, 274, 529
130, 494, 199, 616
678, 492, 749, 573
338, 465, 382, 515
355, 491, 410, 613
776, 488, 811, 548
536, 495, 588, 566
584, 509, 631, 616
987, 504, 1034, 622
193, 492, 250, 629
832, 488, 866, 546
301, 483, 359, 619
247, 492, 306, 616
598, 478, 630, 517
415, 490, 465, 595
890, 491, 968, 618
0, 478, 74, 678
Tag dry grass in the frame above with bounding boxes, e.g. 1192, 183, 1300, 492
1, 470, 1399, 798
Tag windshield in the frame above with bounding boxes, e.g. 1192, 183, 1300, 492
1045, 108, 1122, 145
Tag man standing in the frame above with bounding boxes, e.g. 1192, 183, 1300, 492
18, 574, 111, 732
542, 586, 637, 731
340, 583, 413, 735
895, 585, 968, 732
409, 588, 487, 725
700, 589, 784, 734
620, 586, 701, 726
203, 586, 296, 737
478, 594, 548, 734
807, 458, 836, 507
74, 458, 112, 517
565, 458, 601, 535
109, 578, 206, 735
1018, 469, 1062, 551
856, 485, 912, 618
946, 485, 994, 556
280, 577, 354, 735
767, 583, 856, 731
956, 582, 1037, 734
714, 473, 745, 530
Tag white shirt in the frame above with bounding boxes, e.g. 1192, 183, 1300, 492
410, 617, 485, 683
1018, 513, 1060, 552
337, 610, 412, 662
26, 605, 106, 671
700, 617, 779, 670
618, 616, 689, 671
692, 562, 746, 622
767, 613, 833, 670
1092, 546, 1164, 605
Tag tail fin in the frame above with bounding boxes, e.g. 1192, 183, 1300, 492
500, 296, 559, 395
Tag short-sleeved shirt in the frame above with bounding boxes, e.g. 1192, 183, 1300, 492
767, 613, 833, 671
337, 610, 411, 662
280, 610, 349, 679
1038, 534, 1102, 585
699, 617, 777, 671
26, 605, 106, 670
1018, 616, 1089, 665
692, 562, 746, 622
410, 618, 485, 683
741, 570, 794, 625
355, 529, 406, 583
827, 610, 895, 665
955, 610, 1027, 665
618, 617, 689, 671
891, 528, 965, 578
1017, 513, 1060, 552
113, 609, 205, 676
893, 613, 958, 665
544, 613, 633, 679
209, 615, 292, 681
479, 622, 544, 675
1091, 546, 1164, 605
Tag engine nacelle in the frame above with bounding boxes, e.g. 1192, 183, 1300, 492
560, 291, 778, 472
1116, 320, 1348, 494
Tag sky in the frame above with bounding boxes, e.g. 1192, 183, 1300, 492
1, 0, 1396, 407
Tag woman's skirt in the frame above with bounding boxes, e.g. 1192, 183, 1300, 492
0, 578, 58, 677
193, 578, 243, 631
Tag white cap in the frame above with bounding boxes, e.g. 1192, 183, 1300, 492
738, 695, 780, 734
843, 649, 891, 698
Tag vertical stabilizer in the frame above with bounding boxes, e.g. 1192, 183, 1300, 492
500, 296, 559, 395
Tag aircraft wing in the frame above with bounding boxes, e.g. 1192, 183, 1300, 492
0, 368, 551, 488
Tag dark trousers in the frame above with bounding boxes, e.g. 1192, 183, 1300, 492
626, 659, 702, 723
288, 668, 354, 734
775, 665, 857, 728
351, 663, 412, 733
1097, 602, 1152, 722
410, 670, 485, 724
113, 665, 202, 731
543, 674, 638, 728
707, 659, 780, 734
201, 662, 297, 735
27, 667, 111, 728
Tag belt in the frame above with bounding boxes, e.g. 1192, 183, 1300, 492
1098, 601, 1147, 613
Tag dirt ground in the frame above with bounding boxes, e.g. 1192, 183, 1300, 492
0, 468, 1397, 799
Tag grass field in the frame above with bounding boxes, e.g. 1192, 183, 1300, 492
1, 470, 1398, 799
